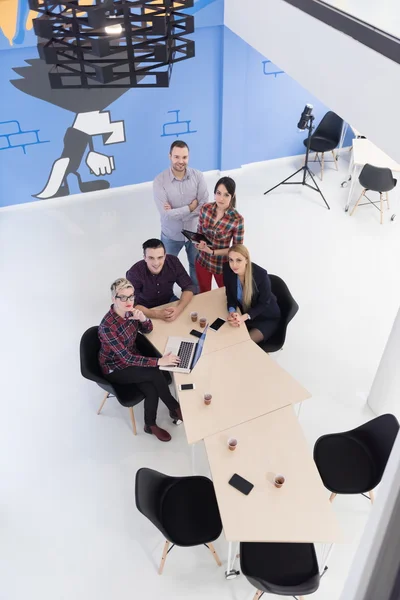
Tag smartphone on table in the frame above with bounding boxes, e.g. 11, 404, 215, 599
228, 473, 254, 495
210, 318, 225, 332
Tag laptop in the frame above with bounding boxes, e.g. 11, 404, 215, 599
159, 325, 209, 374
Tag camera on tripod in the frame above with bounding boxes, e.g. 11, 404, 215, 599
264, 104, 330, 210
297, 104, 314, 131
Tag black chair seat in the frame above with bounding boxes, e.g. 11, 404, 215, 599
259, 275, 299, 353
241, 542, 320, 596
304, 135, 338, 153
136, 468, 222, 547
161, 478, 222, 546
111, 382, 145, 407
314, 414, 399, 497
80, 326, 145, 407
314, 434, 376, 494
359, 164, 397, 193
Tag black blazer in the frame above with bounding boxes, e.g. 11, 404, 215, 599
223, 261, 280, 321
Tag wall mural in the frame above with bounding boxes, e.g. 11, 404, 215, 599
0, 0, 221, 207
161, 109, 197, 138
11, 57, 128, 199
262, 60, 285, 78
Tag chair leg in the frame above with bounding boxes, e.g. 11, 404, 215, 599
97, 392, 109, 415
321, 152, 325, 180
350, 189, 365, 216
314, 152, 318, 162
380, 193, 383, 224
369, 490, 375, 504
253, 591, 264, 600
206, 543, 222, 566
332, 150, 339, 170
158, 540, 170, 575
329, 492, 337, 503
128, 406, 137, 436
386, 191, 390, 210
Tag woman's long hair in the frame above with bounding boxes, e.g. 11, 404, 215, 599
228, 244, 253, 310
214, 176, 236, 209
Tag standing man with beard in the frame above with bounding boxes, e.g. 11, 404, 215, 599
153, 140, 209, 292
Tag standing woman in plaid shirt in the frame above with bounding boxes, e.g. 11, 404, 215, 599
195, 177, 244, 293
98, 278, 182, 443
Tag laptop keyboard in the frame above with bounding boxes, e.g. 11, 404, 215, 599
177, 341, 195, 369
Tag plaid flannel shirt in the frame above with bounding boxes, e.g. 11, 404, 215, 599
196, 202, 244, 274
98, 306, 158, 374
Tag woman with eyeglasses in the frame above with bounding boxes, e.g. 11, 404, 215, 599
195, 176, 244, 293
98, 278, 182, 442
223, 245, 281, 344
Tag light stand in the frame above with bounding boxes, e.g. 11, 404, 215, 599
263, 107, 330, 210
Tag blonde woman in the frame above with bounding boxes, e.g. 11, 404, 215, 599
98, 278, 182, 442
223, 245, 281, 344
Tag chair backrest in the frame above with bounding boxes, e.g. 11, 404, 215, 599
313, 111, 344, 144
355, 414, 399, 482
135, 468, 173, 539
359, 163, 397, 193
240, 542, 320, 594
135, 468, 222, 546
80, 326, 109, 386
270, 275, 298, 324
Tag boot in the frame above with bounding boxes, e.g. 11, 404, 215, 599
144, 424, 171, 442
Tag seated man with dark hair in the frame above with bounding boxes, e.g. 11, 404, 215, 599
126, 238, 196, 322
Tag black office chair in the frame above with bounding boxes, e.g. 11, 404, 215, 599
240, 542, 320, 600
350, 164, 397, 224
259, 275, 299, 353
80, 326, 145, 435
135, 468, 223, 574
314, 414, 399, 504
304, 111, 344, 180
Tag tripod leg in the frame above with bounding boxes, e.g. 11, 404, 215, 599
264, 167, 304, 195
306, 167, 330, 209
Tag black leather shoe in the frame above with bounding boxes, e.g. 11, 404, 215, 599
170, 406, 183, 425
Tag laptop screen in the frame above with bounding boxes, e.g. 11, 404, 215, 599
191, 324, 208, 369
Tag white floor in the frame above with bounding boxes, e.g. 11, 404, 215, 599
1, 150, 400, 600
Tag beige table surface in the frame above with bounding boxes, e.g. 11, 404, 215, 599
205, 406, 341, 543
352, 138, 400, 171
145, 287, 249, 356
175, 340, 311, 444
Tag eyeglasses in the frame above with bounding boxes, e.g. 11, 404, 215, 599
116, 294, 135, 302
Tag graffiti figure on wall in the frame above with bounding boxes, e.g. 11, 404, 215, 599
34, 110, 125, 199
11, 58, 128, 199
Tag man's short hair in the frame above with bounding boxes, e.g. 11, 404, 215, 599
142, 238, 166, 255
170, 140, 189, 154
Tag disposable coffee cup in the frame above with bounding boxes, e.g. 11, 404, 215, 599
228, 438, 237, 451
190, 312, 198, 322
204, 393, 212, 405
274, 475, 285, 488
199, 317, 207, 328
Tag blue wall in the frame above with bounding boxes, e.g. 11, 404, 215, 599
0, 1, 350, 208
221, 27, 353, 169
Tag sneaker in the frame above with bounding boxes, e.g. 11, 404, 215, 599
144, 424, 171, 442
170, 406, 183, 425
